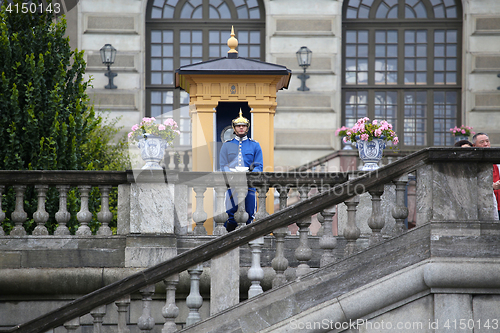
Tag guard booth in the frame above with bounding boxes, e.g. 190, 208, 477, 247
175, 27, 291, 233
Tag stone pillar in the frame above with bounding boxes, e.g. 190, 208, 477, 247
162, 274, 179, 333
32, 185, 49, 236
115, 295, 131, 333
90, 305, 106, 333
367, 185, 385, 246
247, 237, 264, 298
392, 175, 409, 235
10, 185, 27, 236
295, 186, 312, 277
55, 185, 71, 235
319, 205, 337, 267
416, 161, 494, 225
0, 185, 4, 236
192, 186, 208, 235
126, 171, 178, 268
343, 195, 360, 257
186, 264, 204, 326
138, 285, 155, 332
76, 185, 92, 236
97, 185, 113, 236
272, 186, 289, 288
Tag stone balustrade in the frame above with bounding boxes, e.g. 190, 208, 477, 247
1, 151, 452, 332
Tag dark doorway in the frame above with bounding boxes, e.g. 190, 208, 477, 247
215, 102, 251, 170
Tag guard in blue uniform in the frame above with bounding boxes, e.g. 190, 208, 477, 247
219, 110, 263, 232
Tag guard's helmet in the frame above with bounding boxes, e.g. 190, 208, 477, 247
232, 109, 250, 131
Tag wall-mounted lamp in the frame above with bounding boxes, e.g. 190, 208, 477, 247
296, 46, 312, 91
100, 44, 117, 89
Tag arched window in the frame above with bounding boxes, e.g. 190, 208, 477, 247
342, 0, 462, 147
146, 0, 265, 147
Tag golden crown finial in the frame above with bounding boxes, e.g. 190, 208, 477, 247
227, 26, 238, 54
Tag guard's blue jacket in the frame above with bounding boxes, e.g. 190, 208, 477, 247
219, 136, 263, 172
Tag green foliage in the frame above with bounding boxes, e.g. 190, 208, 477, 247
0, 0, 130, 234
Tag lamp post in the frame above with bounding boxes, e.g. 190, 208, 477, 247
100, 44, 117, 89
296, 46, 312, 91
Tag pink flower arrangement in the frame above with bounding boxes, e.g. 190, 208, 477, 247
128, 117, 180, 144
339, 117, 398, 144
449, 125, 474, 137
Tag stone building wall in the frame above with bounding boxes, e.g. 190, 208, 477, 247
65, 0, 500, 169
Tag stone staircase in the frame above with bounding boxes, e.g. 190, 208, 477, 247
1, 148, 500, 333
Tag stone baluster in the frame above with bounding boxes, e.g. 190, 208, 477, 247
32, 185, 50, 235
0, 185, 6, 236
97, 185, 113, 236
248, 236, 265, 298
115, 295, 131, 333
76, 185, 92, 236
64, 317, 80, 333
178, 151, 187, 171
192, 186, 207, 235
186, 264, 203, 326
138, 285, 155, 332
271, 186, 289, 288
10, 185, 27, 236
255, 184, 270, 221
187, 151, 193, 171
343, 196, 360, 257
90, 305, 106, 333
319, 205, 337, 267
162, 274, 179, 333
392, 175, 409, 235
168, 151, 176, 170
213, 186, 228, 236
368, 185, 385, 246
55, 185, 71, 235
295, 186, 313, 277
234, 185, 249, 229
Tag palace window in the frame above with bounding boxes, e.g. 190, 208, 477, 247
342, 0, 462, 147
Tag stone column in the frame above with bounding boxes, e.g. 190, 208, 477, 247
10, 185, 27, 236
367, 184, 385, 246
0, 185, 4, 236
272, 186, 289, 288
115, 295, 131, 333
210, 184, 239, 316
138, 285, 155, 332
392, 175, 409, 235
295, 186, 312, 277
319, 205, 337, 267
162, 274, 179, 333
76, 185, 92, 236
343, 195, 360, 257
192, 186, 208, 235
90, 305, 106, 333
55, 185, 71, 235
97, 185, 113, 236
248, 237, 264, 298
32, 185, 49, 236
186, 264, 203, 326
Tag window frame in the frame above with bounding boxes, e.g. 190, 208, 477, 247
342, 0, 463, 149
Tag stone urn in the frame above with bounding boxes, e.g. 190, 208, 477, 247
356, 138, 386, 171
137, 134, 168, 169
454, 135, 469, 142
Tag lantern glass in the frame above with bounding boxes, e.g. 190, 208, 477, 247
100, 44, 117, 66
296, 46, 312, 68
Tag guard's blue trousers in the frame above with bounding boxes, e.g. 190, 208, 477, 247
224, 188, 257, 232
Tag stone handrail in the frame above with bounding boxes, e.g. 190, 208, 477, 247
2, 147, 499, 332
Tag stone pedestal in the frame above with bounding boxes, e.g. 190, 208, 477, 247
210, 249, 240, 315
